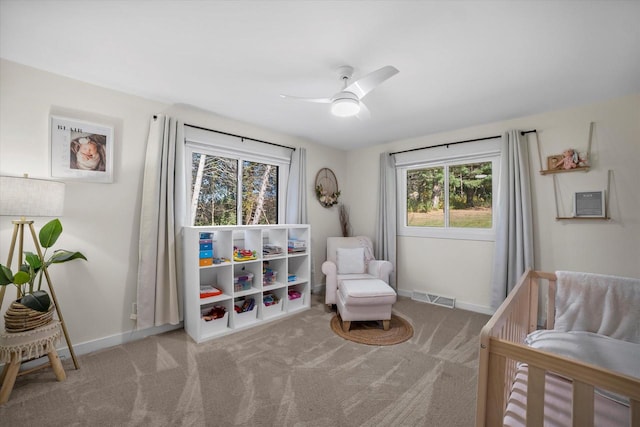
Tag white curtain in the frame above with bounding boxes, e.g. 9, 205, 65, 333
137, 115, 186, 328
285, 147, 307, 224
376, 151, 397, 289
490, 130, 534, 309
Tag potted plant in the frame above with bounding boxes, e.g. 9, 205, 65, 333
0, 219, 86, 330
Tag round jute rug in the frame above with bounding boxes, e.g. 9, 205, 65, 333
330, 314, 413, 346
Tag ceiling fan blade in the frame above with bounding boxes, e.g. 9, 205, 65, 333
279, 94, 332, 104
357, 101, 371, 120
344, 65, 399, 99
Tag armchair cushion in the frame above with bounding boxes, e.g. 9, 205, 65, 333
336, 247, 366, 274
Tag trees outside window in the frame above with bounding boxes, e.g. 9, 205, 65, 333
189, 153, 280, 226
406, 161, 492, 229
242, 160, 278, 225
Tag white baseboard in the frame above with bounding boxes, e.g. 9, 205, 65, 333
453, 301, 494, 316
397, 289, 494, 315
6, 322, 183, 371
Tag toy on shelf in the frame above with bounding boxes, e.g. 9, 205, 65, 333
288, 290, 301, 300
202, 305, 226, 321
553, 149, 578, 170
234, 273, 254, 292
233, 247, 257, 262
577, 151, 589, 167
235, 298, 255, 313
263, 261, 278, 286
263, 293, 280, 306
263, 270, 277, 286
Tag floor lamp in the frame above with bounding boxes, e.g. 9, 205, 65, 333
0, 175, 79, 369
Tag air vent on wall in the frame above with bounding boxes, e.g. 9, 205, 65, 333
411, 291, 456, 309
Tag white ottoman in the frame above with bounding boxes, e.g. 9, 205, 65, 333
337, 279, 397, 332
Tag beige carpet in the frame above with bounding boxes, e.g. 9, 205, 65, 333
0, 294, 490, 426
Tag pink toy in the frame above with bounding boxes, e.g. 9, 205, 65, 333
554, 149, 578, 170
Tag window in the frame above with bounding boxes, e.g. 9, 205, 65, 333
397, 138, 500, 240
185, 126, 290, 226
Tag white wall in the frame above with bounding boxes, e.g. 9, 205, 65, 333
0, 59, 346, 354
345, 94, 640, 313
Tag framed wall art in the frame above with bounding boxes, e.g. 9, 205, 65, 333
50, 115, 114, 183
315, 167, 340, 207
546, 154, 565, 171
573, 190, 606, 218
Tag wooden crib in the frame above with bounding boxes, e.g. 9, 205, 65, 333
475, 269, 640, 427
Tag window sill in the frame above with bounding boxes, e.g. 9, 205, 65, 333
398, 227, 495, 242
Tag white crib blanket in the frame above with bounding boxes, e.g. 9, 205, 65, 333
554, 271, 640, 344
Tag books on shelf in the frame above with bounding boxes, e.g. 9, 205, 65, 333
263, 244, 284, 256
287, 239, 306, 253
200, 285, 222, 299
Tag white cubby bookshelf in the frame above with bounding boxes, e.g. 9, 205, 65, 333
182, 224, 311, 343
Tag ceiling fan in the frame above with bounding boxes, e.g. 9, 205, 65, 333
280, 65, 399, 118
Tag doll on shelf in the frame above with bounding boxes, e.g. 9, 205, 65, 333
554, 149, 578, 170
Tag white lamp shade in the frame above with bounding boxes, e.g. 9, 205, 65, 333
0, 176, 65, 217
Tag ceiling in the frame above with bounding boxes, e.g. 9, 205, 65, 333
1, 1, 639, 150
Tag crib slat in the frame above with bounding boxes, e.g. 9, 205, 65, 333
546, 278, 556, 329
486, 353, 506, 426
526, 366, 545, 426
528, 277, 539, 333
630, 399, 639, 427
572, 380, 594, 427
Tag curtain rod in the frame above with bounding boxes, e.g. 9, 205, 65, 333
389, 129, 537, 156
183, 122, 295, 151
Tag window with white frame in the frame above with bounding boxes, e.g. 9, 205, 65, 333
184, 126, 290, 226
396, 138, 500, 241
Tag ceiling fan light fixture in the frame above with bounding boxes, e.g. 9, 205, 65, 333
331, 98, 360, 117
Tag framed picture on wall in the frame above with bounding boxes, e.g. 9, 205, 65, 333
574, 190, 606, 218
546, 154, 564, 171
50, 115, 114, 183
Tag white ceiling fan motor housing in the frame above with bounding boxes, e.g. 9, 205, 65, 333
331, 91, 360, 117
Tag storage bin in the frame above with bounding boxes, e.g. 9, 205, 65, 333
288, 290, 304, 311
199, 242, 212, 251
262, 299, 282, 318
199, 258, 213, 267
263, 270, 278, 286
199, 250, 213, 259
200, 310, 228, 335
234, 304, 257, 327
234, 273, 254, 292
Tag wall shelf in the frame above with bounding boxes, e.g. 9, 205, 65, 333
552, 170, 612, 221
535, 122, 593, 175
540, 166, 590, 175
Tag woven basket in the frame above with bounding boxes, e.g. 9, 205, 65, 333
4, 301, 54, 333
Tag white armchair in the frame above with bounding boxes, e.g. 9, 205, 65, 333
322, 236, 393, 306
